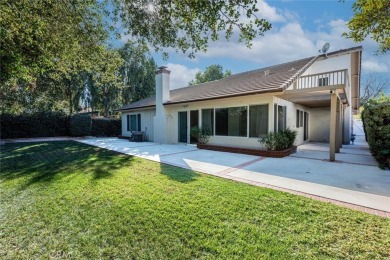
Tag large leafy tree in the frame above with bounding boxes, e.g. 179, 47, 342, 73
119, 42, 157, 104
189, 64, 231, 85
344, 0, 390, 53
0, 0, 110, 86
89, 48, 124, 117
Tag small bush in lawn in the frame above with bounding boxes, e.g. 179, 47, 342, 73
258, 128, 297, 151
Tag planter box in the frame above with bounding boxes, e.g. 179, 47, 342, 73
197, 144, 297, 158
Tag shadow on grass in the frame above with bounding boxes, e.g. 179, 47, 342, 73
0, 141, 134, 187
160, 163, 200, 183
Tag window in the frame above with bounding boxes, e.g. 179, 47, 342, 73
274, 104, 286, 132
318, 77, 329, 86
129, 114, 141, 131
299, 110, 303, 127
216, 106, 247, 136
249, 105, 268, 137
296, 110, 299, 127
296, 109, 303, 127
127, 115, 130, 131
201, 109, 214, 135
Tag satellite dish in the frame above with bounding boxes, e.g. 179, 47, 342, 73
319, 43, 330, 57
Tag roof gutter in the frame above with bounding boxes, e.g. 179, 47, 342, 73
163, 88, 283, 106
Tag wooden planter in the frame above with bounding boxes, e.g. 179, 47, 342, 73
197, 143, 297, 158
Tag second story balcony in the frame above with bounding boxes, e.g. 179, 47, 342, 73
293, 69, 348, 90
279, 69, 350, 108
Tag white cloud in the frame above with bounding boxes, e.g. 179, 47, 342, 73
257, 0, 286, 23
164, 63, 200, 89
362, 60, 390, 73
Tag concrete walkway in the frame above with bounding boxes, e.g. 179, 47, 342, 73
77, 133, 390, 217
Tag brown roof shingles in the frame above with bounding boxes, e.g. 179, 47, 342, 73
118, 56, 320, 111
118, 46, 362, 111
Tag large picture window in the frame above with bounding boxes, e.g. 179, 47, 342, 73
215, 106, 247, 137
201, 109, 214, 135
249, 105, 268, 137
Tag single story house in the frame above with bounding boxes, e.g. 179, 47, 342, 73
118, 46, 362, 161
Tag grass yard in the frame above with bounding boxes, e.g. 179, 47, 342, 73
1, 141, 389, 259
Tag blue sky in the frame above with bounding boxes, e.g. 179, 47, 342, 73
118, 0, 389, 89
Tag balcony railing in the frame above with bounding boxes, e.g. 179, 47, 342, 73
294, 69, 348, 90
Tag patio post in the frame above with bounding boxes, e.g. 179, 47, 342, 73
330, 91, 337, 161
336, 100, 341, 153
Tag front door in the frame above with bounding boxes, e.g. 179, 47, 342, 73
304, 112, 309, 141
178, 111, 188, 143
190, 110, 199, 144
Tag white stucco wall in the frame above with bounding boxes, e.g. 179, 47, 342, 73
121, 109, 155, 141
273, 97, 310, 146
309, 108, 330, 142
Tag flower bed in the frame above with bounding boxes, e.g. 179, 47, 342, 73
197, 144, 297, 158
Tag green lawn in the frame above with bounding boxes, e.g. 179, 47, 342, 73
1, 142, 389, 259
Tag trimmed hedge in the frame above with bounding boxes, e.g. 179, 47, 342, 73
361, 96, 390, 166
1, 112, 121, 139
70, 114, 92, 137
91, 118, 121, 137
0, 112, 70, 139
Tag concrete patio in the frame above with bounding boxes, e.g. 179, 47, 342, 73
77, 132, 390, 215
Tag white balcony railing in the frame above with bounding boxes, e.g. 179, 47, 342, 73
294, 69, 348, 90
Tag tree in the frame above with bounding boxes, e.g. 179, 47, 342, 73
360, 73, 390, 105
115, 0, 272, 58
344, 0, 390, 54
119, 42, 157, 104
89, 48, 124, 117
0, 0, 111, 86
189, 65, 231, 85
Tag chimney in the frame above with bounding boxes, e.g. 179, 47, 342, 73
156, 66, 171, 104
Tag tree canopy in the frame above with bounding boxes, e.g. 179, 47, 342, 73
0, 0, 110, 86
189, 65, 231, 85
116, 0, 272, 58
1, 0, 272, 115
344, 0, 390, 53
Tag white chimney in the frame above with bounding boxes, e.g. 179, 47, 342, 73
153, 66, 172, 144
156, 66, 170, 104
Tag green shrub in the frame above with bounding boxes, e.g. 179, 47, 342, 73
91, 118, 121, 137
0, 111, 70, 139
361, 96, 390, 166
258, 128, 297, 151
190, 126, 211, 144
70, 114, 92, 137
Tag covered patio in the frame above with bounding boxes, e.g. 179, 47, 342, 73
278, 51, 361, 162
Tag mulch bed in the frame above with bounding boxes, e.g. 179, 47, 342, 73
197, 144, 296, 158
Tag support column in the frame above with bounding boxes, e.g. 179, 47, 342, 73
339, 103, 344, 150
336, 100, 341, 153
330, 91, 337, 161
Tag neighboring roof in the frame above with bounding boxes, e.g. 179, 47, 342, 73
118, 46, 362, 111
119, 96, 156, 111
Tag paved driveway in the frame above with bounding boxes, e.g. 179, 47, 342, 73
78, 137, 390, 213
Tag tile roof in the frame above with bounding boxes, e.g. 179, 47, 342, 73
118, 46, 362, 111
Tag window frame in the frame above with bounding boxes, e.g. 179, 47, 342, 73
215, 106, 248, 137
201, 108, 214, 135
129, 113, 141, 132
249, 104, 269, 138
